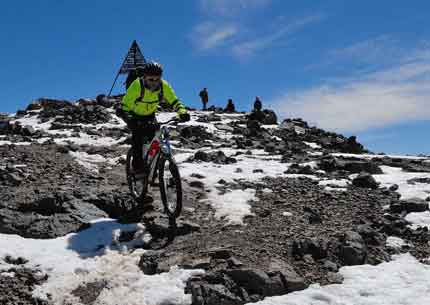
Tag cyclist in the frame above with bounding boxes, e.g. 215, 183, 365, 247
117, 61, 190, 176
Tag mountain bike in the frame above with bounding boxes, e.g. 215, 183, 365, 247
126, 117, 182, 219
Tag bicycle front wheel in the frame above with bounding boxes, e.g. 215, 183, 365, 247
126, 148, 148, 202
158, 155, 182, 218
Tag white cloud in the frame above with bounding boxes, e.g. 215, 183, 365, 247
190, 22, 238, 51
232, 14, 325, 58
199, 0, 271, 16
271, 48, 430, 133
329, 35, 402, 64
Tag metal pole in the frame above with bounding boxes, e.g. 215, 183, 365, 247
108, 71, 120, 97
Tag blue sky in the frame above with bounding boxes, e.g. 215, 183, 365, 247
1, 0, 429, 155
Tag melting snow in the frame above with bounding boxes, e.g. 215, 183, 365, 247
0, 219, 203, 305
250, 253, 430, 305
0, 140, 32, 146
68, 151, 120, 173
374, 166, 430, 200
386, 236, 409, 249
405, 211, 430, 229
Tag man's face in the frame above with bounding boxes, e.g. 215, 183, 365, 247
144, 75, 161, 91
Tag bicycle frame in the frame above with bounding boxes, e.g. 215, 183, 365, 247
145, 119, 175, 183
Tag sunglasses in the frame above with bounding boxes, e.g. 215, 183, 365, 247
146, 77, 161, 82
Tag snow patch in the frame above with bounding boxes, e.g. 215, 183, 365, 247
374, 166, 430, 200
405, 211, 430, 229
0, 219, 203, 305
386, 236, 409, 249
203, 188, 257, 225
250, 253, 430, 305
303, 141, 322, 149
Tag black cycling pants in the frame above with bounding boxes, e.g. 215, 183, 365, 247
127, 114, 158, 170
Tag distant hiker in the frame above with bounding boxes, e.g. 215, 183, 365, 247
117, 61, 190, 176
199, 88, 209, 110
225, 98, 235, 113
253, 96, 262, 112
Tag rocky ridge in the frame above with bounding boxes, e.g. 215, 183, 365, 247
1, 97, 430, 305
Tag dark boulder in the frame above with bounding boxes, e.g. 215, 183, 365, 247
188, 151, 237, 164
248, 110, 277, 125
338, 231, 367, 265
390, 198, 429, 213
352, 172, 379, 189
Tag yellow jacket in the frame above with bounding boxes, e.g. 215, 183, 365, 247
122, 78, 187, 116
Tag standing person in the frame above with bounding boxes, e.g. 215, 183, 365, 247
253, 96, 262, 112
225, 98, 235, 113
117, 61, 190, 176
199, 88, 209, 111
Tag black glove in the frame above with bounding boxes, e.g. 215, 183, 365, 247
115, 106, 131, 121
179, 112, 190, 122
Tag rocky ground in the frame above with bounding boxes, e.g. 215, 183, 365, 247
1, 97, 430, 305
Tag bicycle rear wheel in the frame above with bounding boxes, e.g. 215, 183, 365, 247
158, 155, 182, 218
126, 148, 148, 202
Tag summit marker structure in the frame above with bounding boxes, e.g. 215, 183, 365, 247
108, 40, 146, 96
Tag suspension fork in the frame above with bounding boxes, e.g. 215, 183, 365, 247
148, 152, 160, 182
